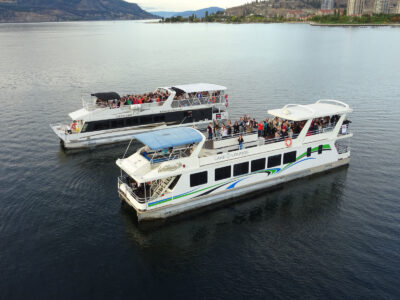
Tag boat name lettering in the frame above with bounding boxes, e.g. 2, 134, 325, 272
215, 150, 249, 161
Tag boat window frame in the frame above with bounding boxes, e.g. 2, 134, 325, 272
283, 151, 297, 164
215, 165, 231, 181
233, 161, 249, 177
251, 158, 266, 172
268, 154, 282, 168
190, 171, 208, 187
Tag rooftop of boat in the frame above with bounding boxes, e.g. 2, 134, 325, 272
268, 100, 352, 121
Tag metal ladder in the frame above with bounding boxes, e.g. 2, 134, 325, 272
152, 177, 174, 197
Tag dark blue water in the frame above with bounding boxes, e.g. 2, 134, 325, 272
0, 21, 399, 299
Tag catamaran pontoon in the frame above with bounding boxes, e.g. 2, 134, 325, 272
51, 83, 229, 149
116, 100, 352, 221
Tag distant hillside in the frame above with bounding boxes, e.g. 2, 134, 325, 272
154, 7, 224, 19
0, 0, 155, 22
226, 0, 376, 17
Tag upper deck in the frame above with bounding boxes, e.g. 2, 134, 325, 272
70, 83, 227, 122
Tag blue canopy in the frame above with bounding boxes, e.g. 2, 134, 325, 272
134, 127, 204, 150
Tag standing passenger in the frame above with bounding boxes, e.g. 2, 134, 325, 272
238, 135, 244, 150
207, 123, 213, 140
258, 121, 264, 137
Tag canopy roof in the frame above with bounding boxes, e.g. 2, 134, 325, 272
91, 92, 120, 101
267, 100, 352, 121
170, 83, 227, 94
134, 127, 204, 150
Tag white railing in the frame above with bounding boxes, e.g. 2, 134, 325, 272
306, 123, 351, 136
171, 95, 224, 108
118, 176, 152, 203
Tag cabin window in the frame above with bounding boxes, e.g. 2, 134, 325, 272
193, 108, 212, 121
318, 145, 323, 154
307, 147, 312, 157
154, 114, 165, 123
92, 120, 109, 131
268, 154, 281, 168
184, 111, 193, 118
233, 162, 249, 177
110, 118, 124, 129
140, 116, 153, 125
251, 158, 266, 172
81, 123, 88, 133
126, 117, 138, 126
283, 151, 297, 164
215, 166, 231, 181
190, 171, 207, 187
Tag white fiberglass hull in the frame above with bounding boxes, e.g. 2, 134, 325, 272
51, 122, 207, 149
119, 157, 350, 221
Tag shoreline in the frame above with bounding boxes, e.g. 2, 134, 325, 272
309, 22, 400, 27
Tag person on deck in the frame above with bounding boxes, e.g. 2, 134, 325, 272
258, 121, 264, 137
233, 121, 239, 134
207, 123, 213, 140
238, 135, 244, 150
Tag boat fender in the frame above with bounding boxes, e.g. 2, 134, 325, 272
285, 137, 292, 147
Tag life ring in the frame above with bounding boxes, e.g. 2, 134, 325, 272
210, 96, 216, 103
285, 137, 292, 147
71, 123, 77, 131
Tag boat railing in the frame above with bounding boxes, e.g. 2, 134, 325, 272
306, 123, 350, 137
171, 95, 224, 108
141, 147, 193, 164
93, 100, 165, 111
118, 176, 154, 203
210, 130, 257, 141
264, 133, 299, 145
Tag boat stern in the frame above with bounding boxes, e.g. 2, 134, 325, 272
50, 123, 68, 144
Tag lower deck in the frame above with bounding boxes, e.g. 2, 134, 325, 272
118, 137, 351, 219
119, 156, 350, 221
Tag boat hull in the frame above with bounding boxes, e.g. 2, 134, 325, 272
51, 122, 208, 149
119, 157, 350, 221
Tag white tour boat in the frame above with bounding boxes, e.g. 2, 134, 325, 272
116, 100, 353, 221
51, 83, 229, 149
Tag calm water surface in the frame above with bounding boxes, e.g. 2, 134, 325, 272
0, 21, 399, 299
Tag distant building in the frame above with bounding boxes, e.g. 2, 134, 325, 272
374, 0, 390, 13
321, 0, 335, 10
397, 1, 400, 13
347, 0, 365, 15
317, 9, 335, 15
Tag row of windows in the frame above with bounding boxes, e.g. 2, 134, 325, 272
189, 146, 326, 187
82, 108, 212, 133
190, 151, 297, 187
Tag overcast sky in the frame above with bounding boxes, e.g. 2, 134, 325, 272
127, 0, 249, 12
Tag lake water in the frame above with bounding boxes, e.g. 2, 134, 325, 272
0, 21, 399, 299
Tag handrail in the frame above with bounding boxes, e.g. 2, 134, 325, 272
316, 99, 349, 108
171, 95, 224, 108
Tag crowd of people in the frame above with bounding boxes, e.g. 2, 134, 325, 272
174, 91, 221, 101
96, 90, 170, 109
95, 90, 223, 108
207, 114, 341, 141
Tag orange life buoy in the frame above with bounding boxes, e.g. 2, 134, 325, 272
210, 96, 216, 103
285, 137, 292, 147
